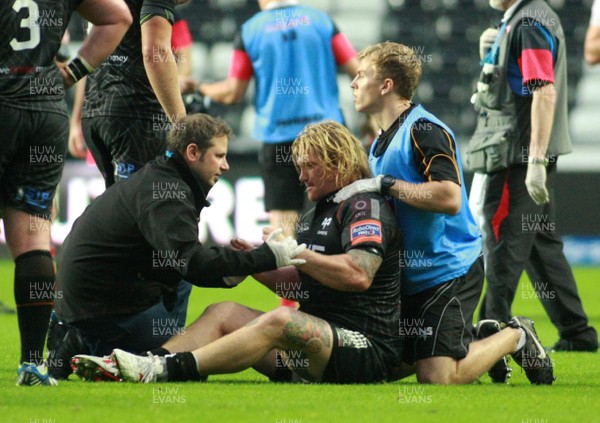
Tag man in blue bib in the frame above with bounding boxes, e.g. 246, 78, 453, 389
335, 42, 554, 385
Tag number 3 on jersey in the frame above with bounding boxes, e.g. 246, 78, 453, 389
10, 0, 41, 51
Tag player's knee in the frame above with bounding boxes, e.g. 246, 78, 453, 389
259, 306, 294, 333
202, 301, 241, 321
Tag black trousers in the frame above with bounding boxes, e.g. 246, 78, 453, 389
479, 164, 595, 341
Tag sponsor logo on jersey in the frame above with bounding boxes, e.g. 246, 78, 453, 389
350, 219, 382, 245
108, 55, 129, 66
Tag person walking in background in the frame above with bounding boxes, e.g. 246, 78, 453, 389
182, 0, 358, 238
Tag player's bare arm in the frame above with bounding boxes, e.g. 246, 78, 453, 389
68, 78, 87, 158
252, 266, 302, 296
62, 0, 132, 88
347, 249, 382, 282
142, 15, 187, 122
297, 248, 382, 292
66, 0, 132, 88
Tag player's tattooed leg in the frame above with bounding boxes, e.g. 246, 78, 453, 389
277, 311, 333, 380
282, 311, 332, 354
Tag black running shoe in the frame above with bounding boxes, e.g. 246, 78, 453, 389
507, 316, 555, 385
474, 319, 512, 383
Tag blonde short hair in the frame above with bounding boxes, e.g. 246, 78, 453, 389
358, 41, 422, 100
292, 120, 371, 187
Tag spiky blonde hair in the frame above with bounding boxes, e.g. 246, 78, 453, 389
292, 120, 371, 188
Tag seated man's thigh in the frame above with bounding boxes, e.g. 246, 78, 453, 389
276, 309, 389, 384
271, 308, 334, 382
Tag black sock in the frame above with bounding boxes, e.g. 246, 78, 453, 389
269, 365, 294, 383
14, 250, 55, 365
165, 352, 206, 382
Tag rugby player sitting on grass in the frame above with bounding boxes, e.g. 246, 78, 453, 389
72, 120, 403, 384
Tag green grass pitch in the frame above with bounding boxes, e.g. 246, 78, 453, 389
0, 260, 598, 422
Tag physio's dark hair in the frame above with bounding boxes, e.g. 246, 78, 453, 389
167, 113, 233, 155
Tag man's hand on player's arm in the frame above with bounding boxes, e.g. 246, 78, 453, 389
334, 176, 461, 214
229, 236, 303, 293
333, 176, 382, 200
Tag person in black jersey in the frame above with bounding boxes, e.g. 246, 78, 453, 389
78, 0, 190, 187
0, 0, 132, 386
72, 120, 403, 384
68, 7, 195, 159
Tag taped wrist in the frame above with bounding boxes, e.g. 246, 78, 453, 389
65, 56, 95, 82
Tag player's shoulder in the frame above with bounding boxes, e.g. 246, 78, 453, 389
340, 191, 395, 220
346, 191, 388, 204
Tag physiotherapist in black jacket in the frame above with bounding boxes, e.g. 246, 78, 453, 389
50, 113, 305, 378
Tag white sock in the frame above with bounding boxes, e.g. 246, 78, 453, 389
515, 328, 527, 351
155, 356, 169, 382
